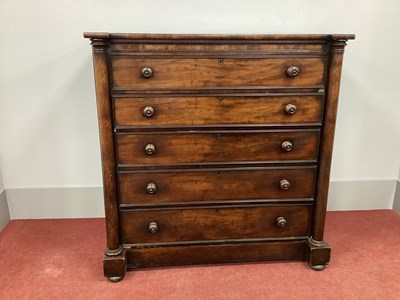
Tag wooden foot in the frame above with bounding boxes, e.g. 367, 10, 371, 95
305, 238, 331, 271
104, 249, 127, 282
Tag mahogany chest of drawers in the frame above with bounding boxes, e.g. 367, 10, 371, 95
84, 32, 354, 281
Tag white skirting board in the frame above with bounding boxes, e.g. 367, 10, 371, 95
327, 180, 397, 211
5, 180, 398, 219
6, 187, 104, 219
0, 189, 10, 230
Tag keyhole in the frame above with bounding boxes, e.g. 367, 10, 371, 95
219, 59, 223, 64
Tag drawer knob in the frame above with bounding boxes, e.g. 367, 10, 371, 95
141, 67, 153, 79
286, 66, 300, 78
143, 106, 155, 117
280, 179, 291, 191
281, 141, 293, 152
276, 217, 287, 228
285, 104, 297, 115
144, 143, 156, 155
146, 182, 157, 194
148, 221, 158, 234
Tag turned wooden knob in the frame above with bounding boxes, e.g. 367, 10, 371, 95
286, 66, 300, 78
146, 182, 157, 194
276, 217, 287, 228
148, 221, 158, 233
144, 143, 156, 155
141, 67, 153, 79
143, 106, 155, 117
281, 141, 293, 152
280, 179, 291, 191
285, 104, 297, 115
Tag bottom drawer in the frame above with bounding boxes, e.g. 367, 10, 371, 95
126, 240, 306, 269
120, 204, 312, 244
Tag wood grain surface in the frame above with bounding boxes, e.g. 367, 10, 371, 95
116, 130, 320, 165
111, 58, 325, 89
126, 240, 306, 268
84, 33, 354, 277
120, 204, 312, 244
114, 95, 324, 127
118, 167, 317, 205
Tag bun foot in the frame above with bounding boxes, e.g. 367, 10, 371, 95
108, 276, 124, 282
305, 238, 330, 271
310, 264, 325, 271
104, 249, 127, 282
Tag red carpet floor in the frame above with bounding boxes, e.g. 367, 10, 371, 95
0, 210, 399, 300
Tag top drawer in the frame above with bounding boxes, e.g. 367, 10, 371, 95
111, 57, 326, 90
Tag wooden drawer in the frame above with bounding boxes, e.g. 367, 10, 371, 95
114, 95, 324, 127
116, 130, 320, 166
111, 57, 325, 89
120, 204, 312, 244
126, 241, 306, 269
118, 166, 317, 205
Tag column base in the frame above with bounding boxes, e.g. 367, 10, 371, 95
104, 248, 127, 282
305, 238, 331, 271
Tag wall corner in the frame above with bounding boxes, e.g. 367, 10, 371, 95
0, 189, 11, 231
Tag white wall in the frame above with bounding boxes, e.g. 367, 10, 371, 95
0, 1, 399, 216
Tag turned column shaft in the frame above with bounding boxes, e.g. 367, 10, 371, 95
312, 39, 347, 241
90, 38, 121, 253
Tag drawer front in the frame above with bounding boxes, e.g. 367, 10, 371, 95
120, 204, 312, 244
111, 58, 325, 89
116, 130, 320, 166
118, 167, 317, 205
114, 95, 324, 127
126, 241, 306, 269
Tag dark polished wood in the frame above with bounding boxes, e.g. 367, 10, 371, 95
103, 250, 126, 282
305, 238, 331, 270
84, 32, 355, 41
116, 130, 320, 166
126, 240, 306, 268
312, 39, 347, 241
120, 204, 312, 244
118, 166, 317, 205
114, 95, 324, 127
90, 39, 121, 255
112, 57, 325, 89
85, 33, 354, 281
